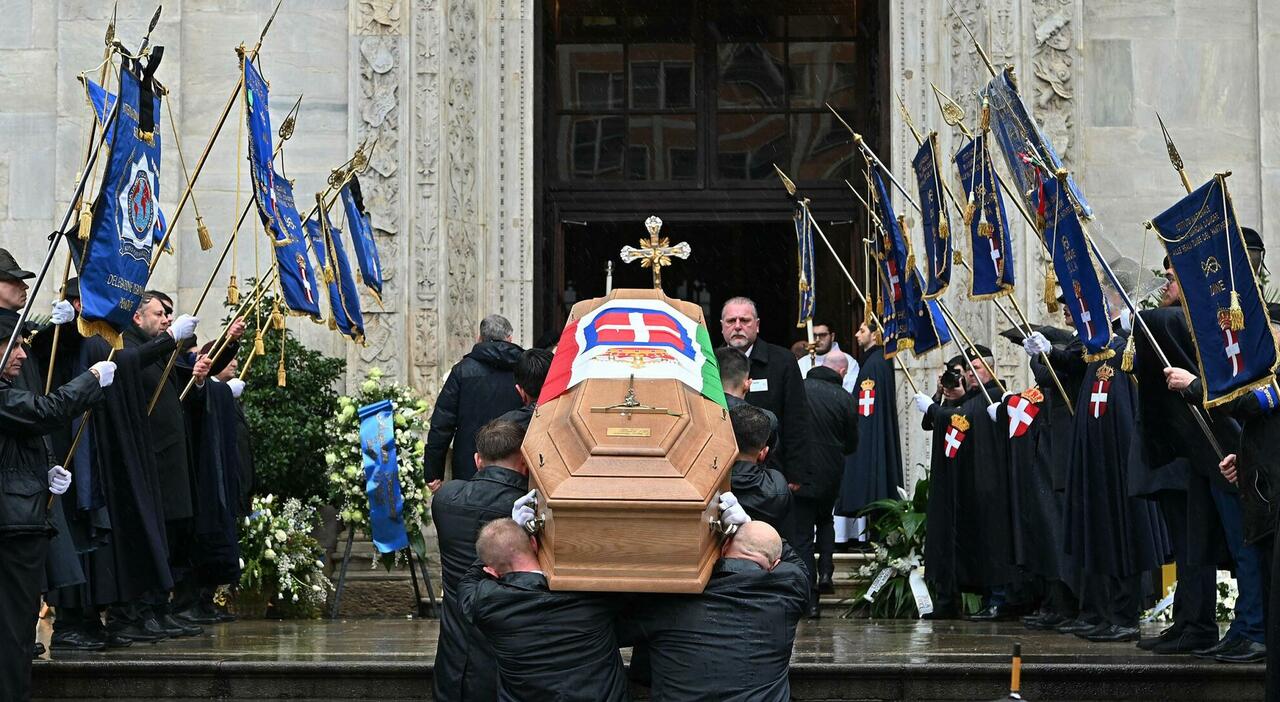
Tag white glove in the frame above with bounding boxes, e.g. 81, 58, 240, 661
226, 378, 246, 398
1022, 331, 1051, 357
168, 314, 198, 341
718, 491, 751, 527
50, 299, 75, 325
48, 465, 72, 495
986, 402, 1000, 422
90, 360, 116, 387
1119, 307, 1133, 333
913, 392, 935, 414
512, 490, 537, 529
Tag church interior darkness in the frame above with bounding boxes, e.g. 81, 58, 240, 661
535, 0, 887, 347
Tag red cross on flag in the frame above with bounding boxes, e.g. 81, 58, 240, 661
1006, 394, 1040, 438
1223, 328, 1243, 377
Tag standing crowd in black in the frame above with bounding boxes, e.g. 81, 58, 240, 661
0, 248, 254, 701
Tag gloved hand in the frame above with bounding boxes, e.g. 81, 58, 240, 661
1022, 332, 1051, 357
718, 491, 751, 527
168, 314, 199, 340
50, 299, 76, 325
1119, 308, 1133, 333
512, 490, 537, 529
90, 360, 116, 387
48, 465, 72, 495
226, 378, 246, 398
986, 402, 1000, 422
913, 392, 934, 414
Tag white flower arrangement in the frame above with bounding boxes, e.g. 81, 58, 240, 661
239, 495, 331, 612
324, 367, 432, 565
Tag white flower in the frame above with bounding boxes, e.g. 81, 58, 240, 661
264, 548, 277, 560
312, 584, 323, 592
274, 530, 288, 542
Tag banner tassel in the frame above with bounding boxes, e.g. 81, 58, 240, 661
196, 216, 213, 251
253, 333, 265, 356
1044, 267, 1059, 314
226, 275, 240, 306
1228, 291, 1245, 331
277, 359, 287, 387
938, 218, 949, 240
78, 201, 93, 241
963, 192, 976, 226
1121, 334, 1136, 372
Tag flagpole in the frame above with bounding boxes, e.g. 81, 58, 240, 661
896, 94, 1074, 413
842, 182, 1002, 403
176, 267, 278, 402
1156, 112, 1195, 196
785, 196, 919, 394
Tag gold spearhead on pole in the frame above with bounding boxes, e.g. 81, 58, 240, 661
105, 0, 118, 46
278, 93, 303, 141
945, 0, 998, 78
825, 102, 860, 142
894, 91, 924, 145
772, 163, 797, 197
1156, 112, 1193, 194
930, 82, 972, 137
258, 0, 284, 50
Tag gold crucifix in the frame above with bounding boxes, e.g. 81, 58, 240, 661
620, 216, 691, 291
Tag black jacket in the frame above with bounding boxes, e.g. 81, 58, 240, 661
625, 547, 808, 702
496, 403, 534, 431
459, 563, 628, 702
0, 371, 102, 537
1200, 374, 1280, 544
426, 341, 524, 482
432, 466, 529, 702
741, 341, 812, 485
802, 366, 858, 500
730, 459, 793, 530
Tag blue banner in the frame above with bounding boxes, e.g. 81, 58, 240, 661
77, 65, 160, 347
86, 79, 170, 254
795, 203, 815, 328
243, 57, 321, 319
358, 399, 409, 554
983, 69, 1093, 220
341, 177, 384, 304
869, 168, 913, 358
910, 272, 953, 357
912, 133, 952, 299
1044, 178, 1112, 358
1150, 176, 1280, 407
954, 135, 1016, 300
305, 207, 365, 342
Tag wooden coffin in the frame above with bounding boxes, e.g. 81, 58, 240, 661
521, 289, 739, 593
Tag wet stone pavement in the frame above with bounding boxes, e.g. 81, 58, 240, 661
32, 618, 1264, 701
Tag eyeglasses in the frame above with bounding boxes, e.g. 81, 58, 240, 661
814, 331, 832, 338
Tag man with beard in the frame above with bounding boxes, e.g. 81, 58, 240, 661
720, 297, 811, 577
797, 320, 858, 394
914, 346, 1014, 620
836, 321, 903, 547
0, 313, 113, 700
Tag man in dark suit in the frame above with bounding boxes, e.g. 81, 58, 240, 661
728, 404, 792, 530
624, 520, 807, 702
802, 352, 858, 614
460, 518, 628, 702
431, 420, 531, 701
720, 297, 812, 573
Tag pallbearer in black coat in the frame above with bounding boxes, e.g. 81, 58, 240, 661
460, 519, 628, 702
432, 421, 530, 702
624, 521, 808, 702
836, 323, 903, 528
727, 404, 794, 531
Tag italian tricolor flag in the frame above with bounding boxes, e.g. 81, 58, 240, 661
538, 298, 727, 408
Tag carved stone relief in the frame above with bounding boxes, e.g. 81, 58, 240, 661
1031, 0, 1077, 161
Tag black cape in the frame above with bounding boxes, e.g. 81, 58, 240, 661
1063, 333, 1170, 577
183, 380, 243, 586
836, 347, 902, 515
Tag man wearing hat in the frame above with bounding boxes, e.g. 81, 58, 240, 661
0, 307, 115, 699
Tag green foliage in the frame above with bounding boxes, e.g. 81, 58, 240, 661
845, 471, 931, 619
229, 281, 346, 502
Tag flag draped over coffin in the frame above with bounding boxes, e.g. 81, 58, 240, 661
76, 59, 163, 347
243, 56, 321, 319
1149, 176, 1279, 407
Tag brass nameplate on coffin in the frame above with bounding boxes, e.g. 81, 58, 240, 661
606, 427, 652, 437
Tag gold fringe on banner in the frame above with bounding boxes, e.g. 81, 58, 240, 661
196, 216, 213, 251
77, 317, 122, 350
1082, 348, 1116, 363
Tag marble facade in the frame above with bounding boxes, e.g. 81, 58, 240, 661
1, 0, 1275, 483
